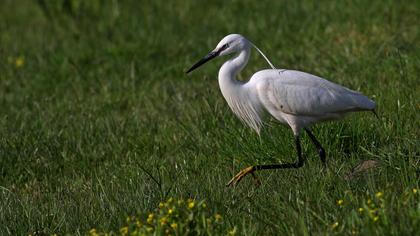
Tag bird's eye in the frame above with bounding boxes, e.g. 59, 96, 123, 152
216, 43, 229, 54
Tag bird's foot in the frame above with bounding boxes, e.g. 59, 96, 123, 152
226, 166, 261, 187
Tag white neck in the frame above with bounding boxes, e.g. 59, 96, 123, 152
217, 47, 263, 134
218, 47, 250, 98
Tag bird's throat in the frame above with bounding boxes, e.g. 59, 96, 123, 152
218, 48, 250, 97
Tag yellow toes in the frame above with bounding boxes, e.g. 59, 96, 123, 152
226, 166, 259, 187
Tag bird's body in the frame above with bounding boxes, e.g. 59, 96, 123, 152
187, 34, 376, 186
224, 68, 375, 135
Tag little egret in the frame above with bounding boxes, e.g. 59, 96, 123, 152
186, 34, 376, 186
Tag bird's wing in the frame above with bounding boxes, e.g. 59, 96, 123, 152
252, 70, 375, 116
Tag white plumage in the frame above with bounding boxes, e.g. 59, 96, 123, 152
187, 34, 376, 186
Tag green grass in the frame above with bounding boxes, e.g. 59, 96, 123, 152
0, 0, 419, 235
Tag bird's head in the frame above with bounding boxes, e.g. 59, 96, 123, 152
186, 34, 249, 73
215, 34, 249, 56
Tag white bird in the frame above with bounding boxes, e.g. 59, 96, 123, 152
186, 34, 376, 186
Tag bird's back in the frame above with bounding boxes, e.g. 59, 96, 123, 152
247, 69, 376, 117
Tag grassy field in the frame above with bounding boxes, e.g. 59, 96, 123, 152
0, 0, 419, 235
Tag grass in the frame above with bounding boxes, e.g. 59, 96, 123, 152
0, 0, 419, 235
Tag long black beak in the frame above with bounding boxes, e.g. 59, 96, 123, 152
186, 50, 220, 74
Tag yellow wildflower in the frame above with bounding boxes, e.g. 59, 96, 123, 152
373, 216, 379, 222
119, 226, 128, 235
89, 228, 98, 236
159, 202, 164, 208
170, 223, 178, 229
202, 203, 207, 208
337, 199, 344, 206
215, 214, 222, 222
146, 227, 153, 232
358, 208, 364, 213
375, 192, 383, 198
413, 188, 418, 194
331, 222, 339, 229
367, 198, 372, 204
188, 202, 195, 209
228, 227, 237, 235
160, 217, 168, 226
147, 213, 154, 224
136, 220, 142, 228
15, 56, 24, 68
168, 208, 174, 214
167, 197, 173, 203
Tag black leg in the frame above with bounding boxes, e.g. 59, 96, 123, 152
226, 135, 305, 186
304, 128, 326, 164
255, 135, 305, 170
